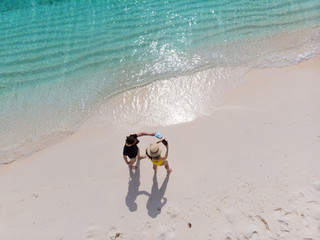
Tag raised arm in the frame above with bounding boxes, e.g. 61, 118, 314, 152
136, 132, 156, 137
163, 144, 169, 159
161, 140, 169, 159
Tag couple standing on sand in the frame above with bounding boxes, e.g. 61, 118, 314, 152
123, 132, 172, 174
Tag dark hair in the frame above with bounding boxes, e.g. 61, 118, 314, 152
126, 136, 136, 145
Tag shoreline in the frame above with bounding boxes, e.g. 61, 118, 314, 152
2, 25, 320, 165
1, 55, 320, 239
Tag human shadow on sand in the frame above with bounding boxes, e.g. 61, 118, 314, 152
125, 160, 145, 212
141, 173, 170, 218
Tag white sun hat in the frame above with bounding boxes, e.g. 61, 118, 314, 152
146, 143, 162, 158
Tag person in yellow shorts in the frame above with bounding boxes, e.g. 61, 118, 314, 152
146, 139, 172, 174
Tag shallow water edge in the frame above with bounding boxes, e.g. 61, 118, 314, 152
1, 26, 320, 165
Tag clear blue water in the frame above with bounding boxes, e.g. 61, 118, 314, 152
1, 0, 320, 163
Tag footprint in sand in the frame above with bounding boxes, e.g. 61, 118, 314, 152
86, 226, 122, 240
31, 193, 39, 198
155, 225, 175, 240
166, 206, 180, 218
247, 231, 260, 240
312, 179, 320, 192
257, 215, 270, 231
107, 227, 123, 240
86, 226, 102, 239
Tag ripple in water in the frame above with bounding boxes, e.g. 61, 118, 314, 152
0, 0, 320, 163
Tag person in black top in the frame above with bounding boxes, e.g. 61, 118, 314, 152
123, 132, 156, 170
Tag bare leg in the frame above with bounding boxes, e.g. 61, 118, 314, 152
163, 160, 172, 174
128, 157, 137, 170
153, 164, 158, 173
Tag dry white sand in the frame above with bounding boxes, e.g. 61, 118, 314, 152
1, 56, 320, 240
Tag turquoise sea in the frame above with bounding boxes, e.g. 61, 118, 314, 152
1, 0, 320, 163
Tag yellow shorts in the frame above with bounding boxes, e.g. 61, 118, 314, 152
151, 159, 163, 166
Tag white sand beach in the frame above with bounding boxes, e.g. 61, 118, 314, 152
1, 56, 320, 240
